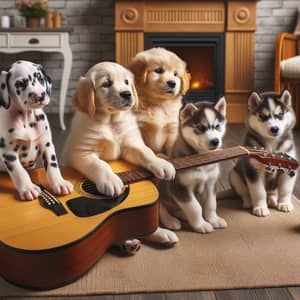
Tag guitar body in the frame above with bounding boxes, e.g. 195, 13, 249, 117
0, 162, 159, 290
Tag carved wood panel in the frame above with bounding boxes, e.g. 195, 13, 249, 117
115, 32, 144, 67
225, 32, 254, 93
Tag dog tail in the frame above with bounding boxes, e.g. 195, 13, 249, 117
217, 189, 238, 200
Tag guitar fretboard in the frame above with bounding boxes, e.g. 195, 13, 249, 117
117, 146, 248, 184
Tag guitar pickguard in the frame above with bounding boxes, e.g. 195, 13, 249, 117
66, 186, 130, 217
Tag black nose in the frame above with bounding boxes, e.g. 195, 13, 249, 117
119, 91, 132, 100
167, 80, 176, 88
210, 138, 220, 147
270, 126, 279, 134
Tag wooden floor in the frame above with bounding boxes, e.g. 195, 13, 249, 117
7, 114, 300, 300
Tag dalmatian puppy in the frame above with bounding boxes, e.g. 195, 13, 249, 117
0, 60, 73, 200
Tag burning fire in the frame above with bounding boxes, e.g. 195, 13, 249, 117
191, 79, 214, 90
191, 81, 201, 89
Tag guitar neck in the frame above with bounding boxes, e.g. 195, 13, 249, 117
171, 146, 248, 171
117, 146, 249, 184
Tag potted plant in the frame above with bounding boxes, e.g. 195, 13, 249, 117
16, 0, 48, 28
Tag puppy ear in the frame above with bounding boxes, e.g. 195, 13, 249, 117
180, 71, 191, 95
280, 89, 292, 106
38, 64, 52, 96
129, 57, 148, 86
180, 102, 198, 122
73, 76, 96, 118
131, 83, 139, 111
214, 96, 226, 117
0, 71, 10, 109
248, 91, 261, 112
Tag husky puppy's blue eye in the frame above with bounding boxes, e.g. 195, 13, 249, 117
102, 79, 113, 88
215, 124, 221, 130
258, 114, 269, 122
154, 67, 164, 74
276, 112, 284, 120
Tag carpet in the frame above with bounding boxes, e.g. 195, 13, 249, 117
1, 196, 300, 297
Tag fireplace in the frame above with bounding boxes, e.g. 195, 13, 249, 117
115, 0, 258, 122
144, 32, 225, 102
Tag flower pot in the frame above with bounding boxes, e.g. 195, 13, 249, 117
26, 17, 41, 28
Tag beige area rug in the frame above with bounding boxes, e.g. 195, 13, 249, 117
2, 196, 300, 297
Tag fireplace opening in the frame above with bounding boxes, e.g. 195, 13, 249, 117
144, 33, 225, 102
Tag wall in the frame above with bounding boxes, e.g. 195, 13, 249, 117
255, 0, 298, 91
0, 0, 299, 113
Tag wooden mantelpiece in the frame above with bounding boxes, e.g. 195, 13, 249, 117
115, 0, 258, 123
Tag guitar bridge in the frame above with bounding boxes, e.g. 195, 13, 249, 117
38, 185, 68, 216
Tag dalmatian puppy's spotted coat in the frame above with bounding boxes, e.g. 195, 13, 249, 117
0, 60, 73, 200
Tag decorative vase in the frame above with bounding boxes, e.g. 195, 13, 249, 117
26, 17, 41, 28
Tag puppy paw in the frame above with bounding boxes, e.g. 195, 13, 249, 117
19, 183, 41, 201
267, 198, 278, 208
97, 172, 124, 197
252, 206, 270, 217
161, 215, 182, 231
207, 216, 227, 229
51, 179, 73, 196
122, 239, 141, 255
145, 227, 179, 246
267, 193, 278, 208
148, 158, 175, 181
192, 220, 214, 234
277, 202, 294, 212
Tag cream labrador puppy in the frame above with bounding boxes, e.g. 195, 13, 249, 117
64, 61, 175, 199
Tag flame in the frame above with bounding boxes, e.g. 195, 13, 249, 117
191, 81, 201, 89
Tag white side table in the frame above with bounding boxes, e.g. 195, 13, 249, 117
0, 28, 73, 130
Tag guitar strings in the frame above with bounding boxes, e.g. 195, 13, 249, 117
43, 189, 61, 204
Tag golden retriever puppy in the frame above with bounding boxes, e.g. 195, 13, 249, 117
129, 48, 191, 246
129, 47, 190, 156
64, 62, 175, 198
64, 62, 177, 254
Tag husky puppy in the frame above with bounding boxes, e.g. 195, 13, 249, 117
229, 90, 297, 217
159, 97, 227, 234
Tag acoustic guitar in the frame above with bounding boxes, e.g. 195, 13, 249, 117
0, 146, 298, 290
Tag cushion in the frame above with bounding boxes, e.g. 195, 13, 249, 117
280, 55, 300, 79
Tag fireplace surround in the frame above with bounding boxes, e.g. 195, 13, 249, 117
115, 0, 258, 122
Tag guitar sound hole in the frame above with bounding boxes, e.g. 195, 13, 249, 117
81, 180, 106, 196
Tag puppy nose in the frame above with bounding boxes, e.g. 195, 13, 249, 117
270, 126, 279, 134
119, 91, 132, 100
167, 80, 176, 88
210, 138, 220, 147
28, 92, 45, 101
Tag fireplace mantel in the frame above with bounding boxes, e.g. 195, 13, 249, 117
115, 0, 259, 123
